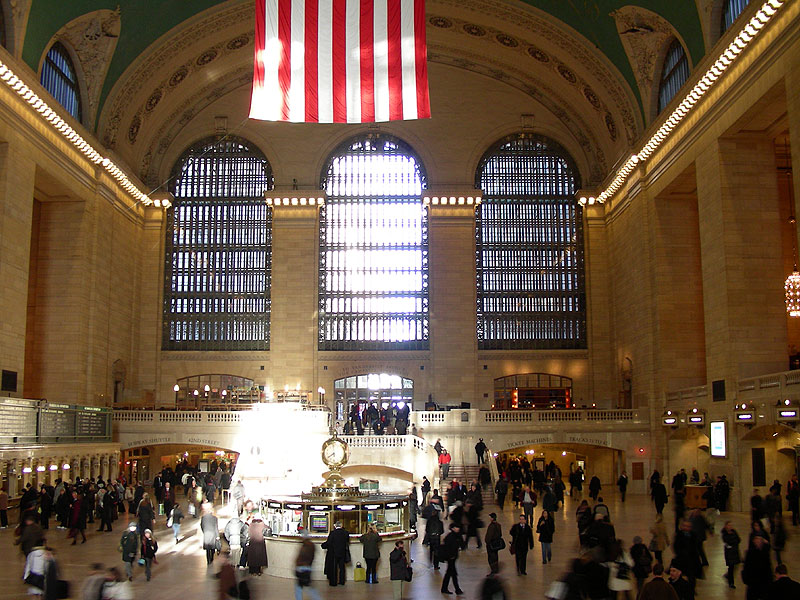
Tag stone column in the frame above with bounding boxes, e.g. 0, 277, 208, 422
101, 455, 109, 481
270, 202, 319, 397
110, 452, 120, 481
427, 194, 478, 408
70, 458, 80, 482
8, 459, 18, 497
0, 140, 36, 395
786, 60, 800, 243
696, 134, 787, 382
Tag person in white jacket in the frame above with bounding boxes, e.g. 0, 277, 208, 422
102, 567, 134, 600
23, 546, 48, 598
606, 539, 635, 600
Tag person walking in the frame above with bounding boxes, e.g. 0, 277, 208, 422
742, 532, 772, 600
97, 486, 114, 532
536, 509, 555, 564
440, 451, 452, 480
787, 474, 800, 526
359, 524, 381, 583
119, 522, 138, 581
424, 502, 444, 570
140, 529, 157, 582
607, 540, 635, 600
136, 494, 154, 536
38, 486, 52, 530
169, 503, 184, 543
637, 563, 679, 600
201, 504, 220, 566
495, 477, 508, 510
485, 512, 503, 574
389, 540, 409, 600
67, 490, 87, 545
223, 513, 246, 566
440, 523, 464, 595
617, 472, 629, 502
475, 439, 487, 465
589, 475, 601, 501
649, 514, 670, 566
295, 529, 322, 600
509, 514, 534, 575
520, 486, 536, 525
247, 517, 269, 575
104, 566, 134, 600
652, 478, 669, 516
630, 536, 653, 591
721, 520, 741, 589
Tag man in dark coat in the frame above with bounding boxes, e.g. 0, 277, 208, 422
440, 523, 464, 594
652, 479, 669, 515
667, 562, 694, 600
787, 474, 800, 526
484, 512, 502, 574
323, 521, 350, 586
672, 520, 703, 586
588, 476, 601, 501
768, 563, 800, 597
509, 514, 534, 575
495, 477, 508, 509
638, 563, 679, 600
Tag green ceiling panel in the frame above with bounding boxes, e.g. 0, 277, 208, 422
21, 1, 707, 126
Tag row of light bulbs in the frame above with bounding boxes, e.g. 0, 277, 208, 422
579, 0, 789, 207
0, 58, 162, 208
21, 463, 72, 473
265, 197, 325, 206
423, 196, 482, 206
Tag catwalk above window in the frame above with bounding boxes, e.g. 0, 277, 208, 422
40, 42, 82, 121
475, 133, 586, 350
319, 134, 429, 351
162, 136, 274, 351
657, 39, 690, 114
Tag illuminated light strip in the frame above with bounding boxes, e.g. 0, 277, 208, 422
579, 0, 790, 207
264, 197, 326, 206
0, 58, 160, 207
422, 196, 482, 205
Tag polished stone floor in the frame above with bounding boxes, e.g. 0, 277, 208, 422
2, 490, 798, 599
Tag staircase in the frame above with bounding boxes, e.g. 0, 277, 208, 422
441, 463, 495, 506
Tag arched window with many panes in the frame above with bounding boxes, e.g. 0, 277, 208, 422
476, 133, 585, 349
163, 136, 274, 351
721, 0, 750, 33
657, 39, 690, 114
40, 42, 82, 121
319, 134, 429, 351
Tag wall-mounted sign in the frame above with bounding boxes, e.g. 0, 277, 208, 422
710, 421, 726, 457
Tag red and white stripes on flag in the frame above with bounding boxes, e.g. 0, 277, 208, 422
250, 0, 431, 123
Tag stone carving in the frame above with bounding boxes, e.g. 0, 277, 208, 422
53, 8, 121, 125
429, 16, 453, 29
432, 0, 641, 143
610, 6, 676, 112
7, 0, 33, 58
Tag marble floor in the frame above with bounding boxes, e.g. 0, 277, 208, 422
2, 491, 798, 599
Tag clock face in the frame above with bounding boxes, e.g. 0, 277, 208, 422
322, 439, 348, 467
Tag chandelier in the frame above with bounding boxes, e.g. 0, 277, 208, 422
786, 269, 800, 316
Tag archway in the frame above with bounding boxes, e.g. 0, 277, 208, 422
334, 373, 414, 429
120, 442, 239, 486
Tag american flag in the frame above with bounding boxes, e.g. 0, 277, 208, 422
250, 0, 431, 123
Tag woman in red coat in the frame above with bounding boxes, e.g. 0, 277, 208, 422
67, 491, 86, 544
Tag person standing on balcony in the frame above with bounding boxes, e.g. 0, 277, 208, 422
475, 439, 487, 465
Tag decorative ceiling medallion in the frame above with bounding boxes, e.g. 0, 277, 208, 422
495, 33, 518, 48
196, 49, 218, 66
429, 16, 453, 28
583, 87, 601, 110
557, 64, 577, 84
527, 46, 550, 63
226, 35, 250, 50
145, 88, 163, 112
462, 23, 486, 36
169, 66, 189, 87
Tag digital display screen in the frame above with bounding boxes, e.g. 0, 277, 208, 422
310, 514, 328, 532
710, 421, 726, 457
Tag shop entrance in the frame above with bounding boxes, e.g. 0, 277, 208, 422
121, 443, 239, 485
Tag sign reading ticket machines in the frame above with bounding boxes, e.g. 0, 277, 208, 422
710, 421, 726, 457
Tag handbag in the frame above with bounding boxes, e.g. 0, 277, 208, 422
24, 572, 44, 589
296, 568, 312, 587
404, 565, 413, 582
354, 562, 366, 582
166, 516, 173, 528
55, 579, 70, 600
509, 541, 516, 555
488, 537, 506, 552
138, 558, 146, 566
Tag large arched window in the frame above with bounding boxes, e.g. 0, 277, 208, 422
40, 42, 82, 121
475, 133, 585, 349
721, 0, 750, 33
319, 134, 429, 351
163, 136, 274, 351
657, 39, 690, 114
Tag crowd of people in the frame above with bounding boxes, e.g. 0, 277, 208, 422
7, 449, 800, 600
343, 401, 413, 435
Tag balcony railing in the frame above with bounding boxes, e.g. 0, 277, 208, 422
666, 370, 800, 407
413, 408, 644, 429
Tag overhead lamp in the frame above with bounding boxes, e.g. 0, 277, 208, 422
687, 408, 705, 426
662, 410, 678, 427
776, 399, 799, 424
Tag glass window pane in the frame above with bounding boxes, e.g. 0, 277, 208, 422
476, 134, 586, 350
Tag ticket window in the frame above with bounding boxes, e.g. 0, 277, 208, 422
331, 508, 359, 534
308, 512, 329, 534
362, 507, 385, 533
384, 507, 403, 533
